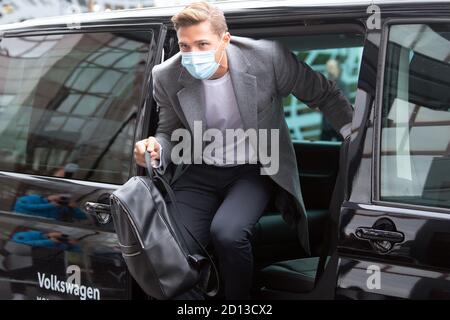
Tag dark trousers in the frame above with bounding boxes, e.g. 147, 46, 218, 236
167, 163, 274, 300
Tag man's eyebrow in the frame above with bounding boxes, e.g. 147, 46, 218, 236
178, 39, 211, 45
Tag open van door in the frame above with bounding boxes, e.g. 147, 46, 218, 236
336, 19, 450, 299
0, 21, 166, 300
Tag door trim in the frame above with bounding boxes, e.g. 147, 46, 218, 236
343, 201, 450, 221
1, 22, 166, 37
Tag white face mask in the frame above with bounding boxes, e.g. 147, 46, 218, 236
181, 38, 225, 80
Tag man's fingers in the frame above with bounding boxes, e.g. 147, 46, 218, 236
153, 140, 160, 152
150, 151, 160, 160
133, 137, 159, 168
134, 139, 149, 167
147, 137, 161, 151
147, 137, 156, 152
135, 140, 147, 154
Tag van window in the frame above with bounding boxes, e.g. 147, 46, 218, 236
0, 31, 152, 184
380, 23, 450, 209
270, 33, 363, 142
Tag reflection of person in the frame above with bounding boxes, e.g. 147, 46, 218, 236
11, 230, 81, 252
52, 163, 79, 179
326, 59, 345, 88
14, 194, 86, 221
13, 162, 87, 221
134, 2, 353, 299
321, 59, 349, 141
2, 227, 75, 299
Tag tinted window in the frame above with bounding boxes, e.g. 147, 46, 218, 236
0, 31, 152, 184
380, 23, 450, 209
269, 33, 363, 141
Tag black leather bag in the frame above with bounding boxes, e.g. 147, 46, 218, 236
109, 151, 219, 299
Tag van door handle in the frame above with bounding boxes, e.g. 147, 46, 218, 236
84, 202, 111, 224
355, 227, 404, 243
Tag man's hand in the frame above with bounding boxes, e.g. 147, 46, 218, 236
47, 195, 62, 206
134, 136, 161, 168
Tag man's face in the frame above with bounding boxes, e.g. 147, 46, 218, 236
177, 21, 229, 62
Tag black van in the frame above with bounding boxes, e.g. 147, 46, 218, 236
0, 0, 449, 300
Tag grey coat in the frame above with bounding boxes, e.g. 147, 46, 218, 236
151, 35, 353, 255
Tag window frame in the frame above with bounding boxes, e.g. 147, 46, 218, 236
0, 23, 166, 185
373, 17, 450, 214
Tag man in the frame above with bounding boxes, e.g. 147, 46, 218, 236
321, 59, 350, 141
134, 1, 353, 299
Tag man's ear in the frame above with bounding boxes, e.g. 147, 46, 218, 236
224, 31, 231, 44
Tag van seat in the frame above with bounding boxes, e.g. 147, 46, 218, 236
253, 209, 329, 255
259, 257, 319, 293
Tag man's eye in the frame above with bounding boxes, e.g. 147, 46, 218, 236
200, 43, 208, 47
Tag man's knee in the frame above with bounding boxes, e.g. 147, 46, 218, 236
210, 222, 250, 250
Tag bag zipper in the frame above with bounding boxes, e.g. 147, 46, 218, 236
122, 251, 141, 257
110, 194, 145, 249
111, 193, 189, 259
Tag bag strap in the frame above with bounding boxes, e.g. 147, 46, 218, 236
171, 163, 191, 185
144, 152, 220, 297
156, 174, 220, 297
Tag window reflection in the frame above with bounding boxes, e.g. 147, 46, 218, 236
269, 33, 363, 142
380, 24, 450, 209
0, 31, 153, 184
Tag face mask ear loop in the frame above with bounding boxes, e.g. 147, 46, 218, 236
217, 39, 225, 67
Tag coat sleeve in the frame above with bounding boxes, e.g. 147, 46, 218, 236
271, 40, 353, 137
152, 67, 183, 174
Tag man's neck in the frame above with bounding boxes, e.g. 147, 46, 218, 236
209, 53, 229, 80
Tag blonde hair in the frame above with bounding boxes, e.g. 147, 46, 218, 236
171, 1, 228, 36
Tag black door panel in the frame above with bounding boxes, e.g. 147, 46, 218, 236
253, 141, 341, 265
294, 141, 341, 210
337, 20, 450, 299
0, 25, 166, 300
338, 204, 450, 299
0, 172, 129, 300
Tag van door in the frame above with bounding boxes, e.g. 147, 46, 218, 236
0, 24, 166, 300
336, 20, 450, 299
249, 30, 364, 267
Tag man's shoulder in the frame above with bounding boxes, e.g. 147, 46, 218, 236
230, 35, 274, 55
230, 36, 279, 73
152, 52, 182, 80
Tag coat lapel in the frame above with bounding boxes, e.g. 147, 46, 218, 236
226, 43, 258, 132
177, 69, 207, 135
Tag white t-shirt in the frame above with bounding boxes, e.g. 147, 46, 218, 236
202, 71, 255, 166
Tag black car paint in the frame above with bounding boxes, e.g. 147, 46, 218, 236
0, 22, 165, 300
336, 16, 450, 298
0, 1, 449, 300
0, 173, 130, 299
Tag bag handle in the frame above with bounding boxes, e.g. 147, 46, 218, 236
143, 150, 156, 180
144, 151, 220, 297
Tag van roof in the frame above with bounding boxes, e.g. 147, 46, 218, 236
0, 0, 448, 33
